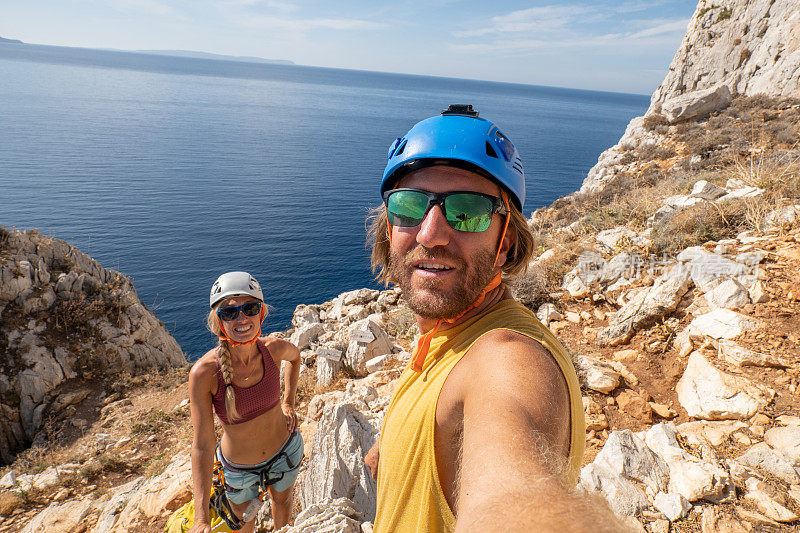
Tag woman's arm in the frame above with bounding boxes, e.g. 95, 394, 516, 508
188, 356, 218, 533
266, 338, 301, 430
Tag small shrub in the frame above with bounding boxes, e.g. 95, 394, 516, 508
717, 7, 732, 21
652, 200, 747, 255
698, 6, 713, 17
0, 491, 23, 516
737, 48, 752, 68
510, 268, 549, 310
0, 226, 10, 251
643, 114, 669, 132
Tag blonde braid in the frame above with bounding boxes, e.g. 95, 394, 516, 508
207, 310, 241, 422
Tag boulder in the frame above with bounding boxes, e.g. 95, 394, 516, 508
660, 85, 732, 123
704, 278, 750, 309
575, 356, 621, 394
653, 491, 691, 521
580, 463, 651, 517
345, 316, 393, 374
644, 423, 732, 502
598, 265, 691, 346
685, 308, 760, 340
743, 477, 799, 523
677, 248, 751, 293
764, 426, 800, 465
690, 180, 727, 201
598, 252, 643, 286
717, 339, 787, 368
298, 400, 379, 521
676, 352, 772, 420
279, 498, 363, 533
536, 303, 562, 325
291, 322, 325, 351
592, 429, 668, 495
733, 442, 800, 485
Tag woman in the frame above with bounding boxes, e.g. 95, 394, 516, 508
188, 271, 303, 533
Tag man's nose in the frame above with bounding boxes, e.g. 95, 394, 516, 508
415, 204, 451, 247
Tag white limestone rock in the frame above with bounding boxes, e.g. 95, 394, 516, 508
575, 356, 621, 394
345, 315, 393, 374
764, 426, 800, 465
536, 303, 562, 325
592, 429, 669, 495
598, 264, 691, 346
685, 308, 760, 340
653, 491, 691, 521
717, 339, 787, 368
677, 420, 747, 447
734, 442, 800, 485
291, 322, 325, 351
298, 400, 379, 521
690, 180, 728, 201
743, 477, 799, 523
279, 498, 363, 533
20, 497, 96, 533
676, 352, 772, 420
644, 423, 732, 502
661, 84, 732, 123
580, 463, 651, 517
704, 278, 750, 309
365, 354, 392, 373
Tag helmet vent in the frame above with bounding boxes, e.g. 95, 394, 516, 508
485, 142, 498, 159
394, 139, 407, 156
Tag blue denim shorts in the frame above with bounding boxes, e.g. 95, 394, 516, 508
216, 431, 304, 504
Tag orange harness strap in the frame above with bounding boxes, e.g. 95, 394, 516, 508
410, 272, 502, 372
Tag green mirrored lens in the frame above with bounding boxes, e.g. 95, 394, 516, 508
387, 190, 429, 227
445, 193, 493, 232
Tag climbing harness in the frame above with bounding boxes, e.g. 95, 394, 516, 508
209, 432, 301, 530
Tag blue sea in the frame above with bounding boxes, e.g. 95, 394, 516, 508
0, 43, 649, 359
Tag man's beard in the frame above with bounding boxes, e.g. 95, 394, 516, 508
390, 245, 497, 319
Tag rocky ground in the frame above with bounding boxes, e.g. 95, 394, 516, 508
3, 0, 800, 526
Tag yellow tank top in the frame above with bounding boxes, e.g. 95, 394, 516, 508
374, 299, 584, 533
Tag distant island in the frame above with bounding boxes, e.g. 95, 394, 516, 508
134, 49, 294, 65
0, 36, 23, 44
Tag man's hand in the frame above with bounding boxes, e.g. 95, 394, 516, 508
188, 521, 211, 533
365, 441, 380, 479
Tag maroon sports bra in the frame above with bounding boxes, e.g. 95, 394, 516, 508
212, 339, 281, 425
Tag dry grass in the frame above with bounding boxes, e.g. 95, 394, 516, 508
651, 199, 748, 255
0, 492, 23, 517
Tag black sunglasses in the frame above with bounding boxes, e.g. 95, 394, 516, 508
216, 301, 262, 322
383, 188, 507, 233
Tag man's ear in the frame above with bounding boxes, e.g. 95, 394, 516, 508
496, 223, 517, 268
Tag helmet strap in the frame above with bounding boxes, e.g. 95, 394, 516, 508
217, 305, 266, 348
493, 190, 511, 268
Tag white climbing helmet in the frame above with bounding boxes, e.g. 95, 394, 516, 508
209, 271, 264, 308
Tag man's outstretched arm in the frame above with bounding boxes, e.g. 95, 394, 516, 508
453, 331, 630, 533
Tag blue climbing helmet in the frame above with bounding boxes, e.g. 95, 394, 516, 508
381, 104, 525, 210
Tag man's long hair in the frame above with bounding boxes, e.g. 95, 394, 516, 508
366, 201, 535, 285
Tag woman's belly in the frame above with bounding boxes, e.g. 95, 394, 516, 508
219, 402, 291, 464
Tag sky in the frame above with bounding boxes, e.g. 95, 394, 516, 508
2, 0, 700, 94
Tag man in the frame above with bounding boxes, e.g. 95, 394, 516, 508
364, 105, 623, 532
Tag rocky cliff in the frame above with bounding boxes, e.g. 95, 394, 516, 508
581, 0, 800, 194
0, 228, 184, 464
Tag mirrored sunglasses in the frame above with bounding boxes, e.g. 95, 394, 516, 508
383, 188, 507, 233
216, 301, 262, 322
